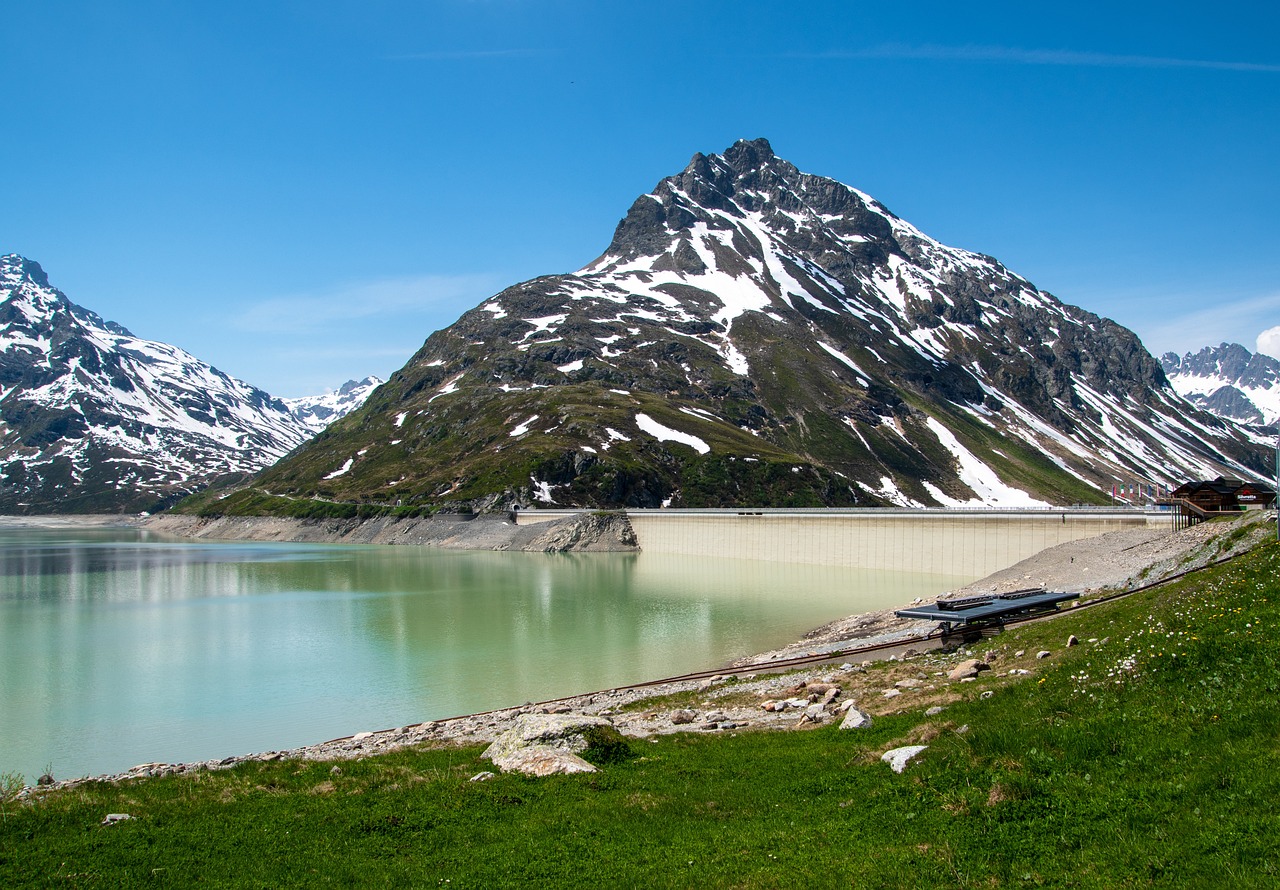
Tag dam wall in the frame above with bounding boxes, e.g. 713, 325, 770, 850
516, 508, 1168, 578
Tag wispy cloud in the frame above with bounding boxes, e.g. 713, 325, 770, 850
792, 44, 1280, 73
1138, 290, 1280, 355
1257, 326, 1280, 360
387, 49, 544, 61
234, 273, 503, 334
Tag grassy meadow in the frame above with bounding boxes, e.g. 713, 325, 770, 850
3, 534, 1278, 887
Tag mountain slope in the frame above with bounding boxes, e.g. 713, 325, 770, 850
222, 140, 1270, 513
1161, 343, 1280, 428
0, 255, 312, 513
285, 376, 385, 433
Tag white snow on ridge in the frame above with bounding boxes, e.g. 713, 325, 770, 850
556, 358, 584, 373
635, 412, 709, 454
1166, 369, 1280, 426
817, 341, 869, 385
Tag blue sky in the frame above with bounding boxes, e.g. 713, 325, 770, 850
4, 1, 1278, 396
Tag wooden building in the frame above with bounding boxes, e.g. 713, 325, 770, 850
1168, 477, 1276, 513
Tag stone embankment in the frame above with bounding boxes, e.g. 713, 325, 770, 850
144, 510, 638, 553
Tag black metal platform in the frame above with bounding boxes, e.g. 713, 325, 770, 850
894, 588, 1076, 634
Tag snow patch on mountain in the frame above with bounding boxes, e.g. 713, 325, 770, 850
635, 413, 710, 454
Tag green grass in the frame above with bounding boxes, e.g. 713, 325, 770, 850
4, 538, 1279, 887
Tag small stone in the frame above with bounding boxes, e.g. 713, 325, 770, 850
102, 813, 133, 825
36, 773, 54, 787
839, 706, 873, 730
352, 732, 373, 743
881, 745, 927, 773
925, 706, 945, 716
671, 709, 698, 725
960, 677, 976, 683
1066, 635, 1079, 647
1036, 650, 1052, 659
804, 703, 826, 722
330, 766, 342, 776
882, 689, 902, 698
980, 690, 994, 699
895, 678, 923, 689
469, 771, 495, 782
1015, 650, 1026, 657
837, 699, 857, 713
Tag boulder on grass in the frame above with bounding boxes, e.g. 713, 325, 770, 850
483, 713, 613, 776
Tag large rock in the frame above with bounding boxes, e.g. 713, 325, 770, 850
492, 748, 596, 777
948, 659, 988, 681
881, 745, 928, 773
482, 713, 613, 776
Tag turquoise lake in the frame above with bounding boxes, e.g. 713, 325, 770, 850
0, 527, 970, 782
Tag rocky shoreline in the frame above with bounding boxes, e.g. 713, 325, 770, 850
15, 510, 1275, 793
143, 510, 639, 552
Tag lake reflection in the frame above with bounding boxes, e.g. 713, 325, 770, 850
0, 528, 970, 782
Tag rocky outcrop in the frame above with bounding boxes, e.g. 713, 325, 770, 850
144, 510, 640, 553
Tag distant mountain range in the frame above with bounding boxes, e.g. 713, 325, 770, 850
0, 255, 378, 513
285, 376, 385, 433
205, 139, 1270, 515
1161, 343, 1280, 429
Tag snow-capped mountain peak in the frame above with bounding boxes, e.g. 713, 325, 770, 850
285, 376, 384, 432
236, 140, 1271, 512
0, 254, 313, 513
1161, 343, 1280, 427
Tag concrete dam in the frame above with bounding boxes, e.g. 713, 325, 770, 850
517, 507, 1167, 578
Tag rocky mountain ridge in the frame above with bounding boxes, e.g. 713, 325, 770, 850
218, 139, 1269, 514
1160, 343, 1280, 428
285, 376, 385, 432
0, 254, 313, 513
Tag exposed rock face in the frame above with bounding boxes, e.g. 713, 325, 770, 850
225, 140, 1270, 514
0, 255, 312, 513
144, 511, 639, 553
1161, 343, 1280, 427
